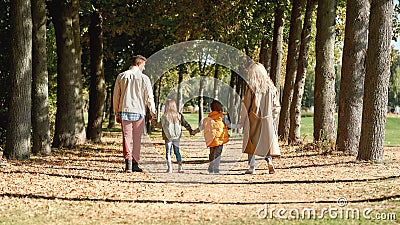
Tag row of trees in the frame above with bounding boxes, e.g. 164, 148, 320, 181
0, 0, 397, 162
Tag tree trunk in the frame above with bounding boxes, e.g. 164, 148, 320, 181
50, 1, 77, 148
358, 0, 393, 162
156, 77, 163, 120
87, 8, 105, 143
104, 87, 111, 124
198, 76, 205, 123
107, 87, 116, 129
259, 39, 270, 68
32, 0, 51, 155
213, 64, 220, 100
314, 0, 337, 142
5, 0, 32, 160
177, 64, 185, 111
72, 0, 86, 144
289, 0, 316, 145
336, 0, 369, 155
227, 70, 236, 118
269, 1, 285, 91
278, 0, 306, 143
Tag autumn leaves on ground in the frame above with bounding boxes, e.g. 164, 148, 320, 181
0, 131, 399, 224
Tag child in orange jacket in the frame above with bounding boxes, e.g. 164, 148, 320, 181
192, 100, 240, 174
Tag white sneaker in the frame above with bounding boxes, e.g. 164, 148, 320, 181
245, 168, 256, 175
178, 165, 184, 173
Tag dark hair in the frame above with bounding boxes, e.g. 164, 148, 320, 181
210, 100, 223, 112
132, 55, 147, 66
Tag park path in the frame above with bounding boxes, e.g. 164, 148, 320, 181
1, 133, 399, 209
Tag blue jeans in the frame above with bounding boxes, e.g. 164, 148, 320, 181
165, 139, 182, 163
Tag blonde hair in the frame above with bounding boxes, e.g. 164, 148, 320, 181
247, 62, 275, 93
163, 99, 181, 123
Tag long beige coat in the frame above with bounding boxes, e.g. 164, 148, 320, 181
241, 86, 281, 157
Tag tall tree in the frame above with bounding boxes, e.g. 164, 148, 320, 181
73, 0, 86, 144
177, 64, 185, 111
49, 0, 78, 148
358, 0, 393, 162
269, 1, 285, 90
32, 0, 51, 155
213, 64, 220, 100
289, 0, 316, 145
87, 6, 105, 143
314, 0, 337, 142
5, 0, 32, 159
336, 0, 369, 155
278, 0, 306, 142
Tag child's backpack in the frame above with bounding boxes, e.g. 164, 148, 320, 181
162, 117, 182, 141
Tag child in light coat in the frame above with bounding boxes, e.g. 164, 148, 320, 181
161, 99, 193, 173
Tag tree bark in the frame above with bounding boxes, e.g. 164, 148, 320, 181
269, 2, 285, 91
358, 0, 393, 162
177, 64, 185, 111
314, 0, 337, 142
213, 64, 220, 100
259, 39, 270, 69
198, 76, 205, 123
336, 0, 369, 155
32, 0, 51, 155
50, 0, 77, 148
107, 87, 116, 129
5, 0, 32, 159
87, 8, 105, 143
289, 0, 316, 145
72, 0, 86, 144
278, 0, 306, 143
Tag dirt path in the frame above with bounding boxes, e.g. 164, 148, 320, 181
0, 134, 399, 224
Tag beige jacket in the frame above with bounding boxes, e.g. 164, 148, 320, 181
113, 66, 156, 116
240, 86, 281, 157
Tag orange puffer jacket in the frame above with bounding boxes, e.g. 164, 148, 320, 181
203, 111, 229, 147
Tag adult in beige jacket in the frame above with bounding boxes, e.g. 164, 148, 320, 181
239, 62, 281, 175
113, 55, 156, 172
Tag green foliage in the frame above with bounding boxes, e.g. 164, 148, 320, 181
46, 22, 58, 137
393, 2, 400, 42
389, 49, 400, 107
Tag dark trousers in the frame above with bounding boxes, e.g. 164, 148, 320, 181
208, 145, 223, 173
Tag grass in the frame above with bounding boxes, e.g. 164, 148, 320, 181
300, 115, 400, 147
181, 112, 400, 147
0, 199, 398, 225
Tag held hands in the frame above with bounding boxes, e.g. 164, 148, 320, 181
190, 128, 199, 136
116, 116, 122, 124
150, 114, 157, 125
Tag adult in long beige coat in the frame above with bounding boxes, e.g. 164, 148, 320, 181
239, 62, 281, 175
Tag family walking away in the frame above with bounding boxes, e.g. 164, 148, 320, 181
113, 55, 157, 173
161, 99, 194, 173
239, 62, 281, 175
113, 56, 280, 175
192, 100, 241, 174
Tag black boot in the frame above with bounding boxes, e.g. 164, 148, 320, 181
132, 162, 143, 172
125, 159, 132, 173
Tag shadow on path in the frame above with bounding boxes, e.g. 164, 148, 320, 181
1, 192, 399, 205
